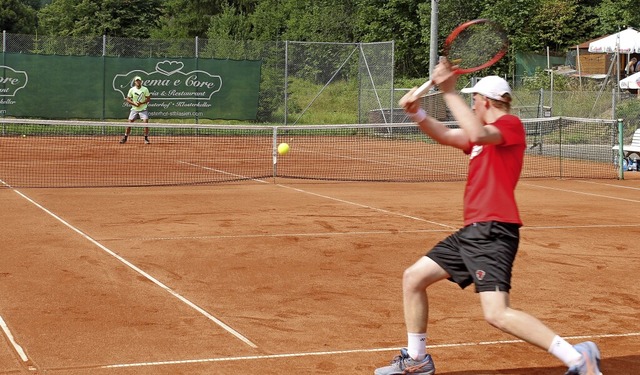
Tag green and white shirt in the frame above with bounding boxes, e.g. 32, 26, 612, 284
127, 86, 150, 111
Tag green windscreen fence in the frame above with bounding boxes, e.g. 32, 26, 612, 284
515, 51, 566, 86
0, 53, 262, 120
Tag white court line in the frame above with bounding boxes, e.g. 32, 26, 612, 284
105, 222, 640, 242
178, 161, 269, 184
122, 229, 453, 241
3, 172, 635, 370
99, 331, 640, 369
524, 223, 640, 230
0, 315, 29, 362
173, 162, 640, 232
577, 179, 640, 191
0, 180, 257, 349
179, 159, 450, 226
522, 181, 640, 202
0, 180, 32, 365
276, 184, 455, 229
179, 160, 456, 229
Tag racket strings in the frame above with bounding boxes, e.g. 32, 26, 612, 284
446, 23, 508, 71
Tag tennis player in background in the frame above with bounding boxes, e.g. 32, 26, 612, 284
121, 76, 151, 144
374, 59, 601, 375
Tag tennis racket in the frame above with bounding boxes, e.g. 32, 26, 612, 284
135, 91, 147, 106
413, 19, 508, 98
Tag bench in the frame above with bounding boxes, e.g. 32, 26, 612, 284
612, 129, 640, 159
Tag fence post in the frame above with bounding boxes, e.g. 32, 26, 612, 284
2, 30, 5, 118
358, 42, 362, 124
195, 36, 199, 124
102, 35, 106, 121
390, 40, 395, 124
284, 41, 288, 125
618, 118, 624, 180
538, 88, 544, 117
612, 88, 617, 120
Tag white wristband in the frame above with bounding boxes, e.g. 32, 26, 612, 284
409, 108, 426, 123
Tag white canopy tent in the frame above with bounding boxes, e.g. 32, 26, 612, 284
619, 71, 640, 89
588, 27, 640, 53
586, 27, 640, 97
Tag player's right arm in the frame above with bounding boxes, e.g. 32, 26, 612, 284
126, 88, 140, 107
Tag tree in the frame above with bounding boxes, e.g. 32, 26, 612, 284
247, 0, 289, 41
414, 0, 484, 77
6, 0, 636, 80
151, 0, 258, 39
431, 0, 483, 42
530, 0, 584, 52
354, 0, 424, 77
480, 0, 539, 53
248, 0, 356, 42
592, 0, 640, 36
0, 0, 37, 34
281, 0, 356, 42
38, 0, 163, 37
207, 2, 252, 41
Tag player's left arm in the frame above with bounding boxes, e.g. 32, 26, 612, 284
143, 88, 151, 104
430, 59, 502, 147
399, 88, 472, 151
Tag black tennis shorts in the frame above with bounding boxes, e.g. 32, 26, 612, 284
426, 221, 520, 293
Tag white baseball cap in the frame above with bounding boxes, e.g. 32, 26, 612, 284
461, 76, 511, 102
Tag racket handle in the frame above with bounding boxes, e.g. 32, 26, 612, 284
413, 79, 434, 98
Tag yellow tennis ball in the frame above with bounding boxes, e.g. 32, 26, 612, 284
21, 134, 26, 138
277, 143, 290, 155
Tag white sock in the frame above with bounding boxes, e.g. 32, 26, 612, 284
407, 332, 427, 361
548, 335, 583, 367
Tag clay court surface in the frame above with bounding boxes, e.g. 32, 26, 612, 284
1, 176, 639, 374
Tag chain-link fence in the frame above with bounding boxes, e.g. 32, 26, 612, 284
3, 31, 640, 132
394, 85, 639, 142
2, 32, 394, 124
510, 88, 640, 143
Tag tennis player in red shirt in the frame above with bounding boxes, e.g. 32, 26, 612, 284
374, 60, 601, 375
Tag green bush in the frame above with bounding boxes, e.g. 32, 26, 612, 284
522, 67, 611, 92
615, 97, 640, 133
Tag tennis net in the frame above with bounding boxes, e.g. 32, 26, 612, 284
0, 117, 618, 188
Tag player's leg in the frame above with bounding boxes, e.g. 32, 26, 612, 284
375, 256, 446, 375
471, 220, 601, 375
480, 291, 557, 348
479, 292, 600, 374
141, 111, 150, 144
121, 111, 138, 143
466, 223, 558, 352
402, 256, 449, 338
120, 126, 132, 144
375, 231, 465, 375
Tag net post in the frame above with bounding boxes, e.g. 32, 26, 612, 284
272, 127, 278, 183
618, 118, 624, 180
